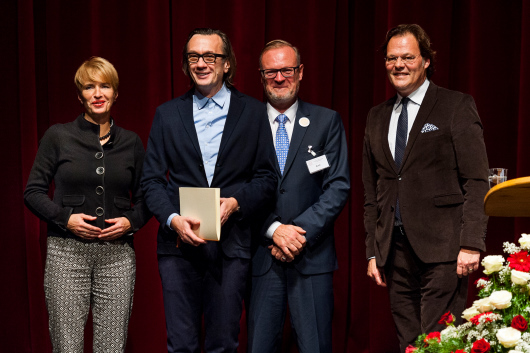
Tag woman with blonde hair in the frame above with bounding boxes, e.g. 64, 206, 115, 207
24, 56, 150, 352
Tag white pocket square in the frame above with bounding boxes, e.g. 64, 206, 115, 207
421, 123, 439, 133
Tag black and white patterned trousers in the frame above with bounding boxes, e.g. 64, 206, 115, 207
44, 237, 135, 353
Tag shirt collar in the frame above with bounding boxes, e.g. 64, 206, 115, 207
193, 83, 230, 110
267, 100, 299, 124
395, 78, 430, 110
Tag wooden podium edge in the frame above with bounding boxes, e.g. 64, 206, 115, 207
484, 176, 530, 217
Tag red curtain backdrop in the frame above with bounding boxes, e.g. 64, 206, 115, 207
3, 1, 530, 352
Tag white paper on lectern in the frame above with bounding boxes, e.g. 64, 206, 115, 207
179, 187, 220, 241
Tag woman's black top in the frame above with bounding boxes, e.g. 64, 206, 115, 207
24, 114, 151, 243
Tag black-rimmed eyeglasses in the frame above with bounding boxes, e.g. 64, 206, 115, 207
187, 53, 227, 64
260, 66, 300, 79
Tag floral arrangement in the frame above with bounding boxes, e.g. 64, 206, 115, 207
406, 233, 530, 353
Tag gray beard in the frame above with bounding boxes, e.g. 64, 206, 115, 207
265, 82, 300, 107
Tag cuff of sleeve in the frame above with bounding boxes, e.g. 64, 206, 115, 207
167, 213, 179, 230
55, 207, 74, 232
266, 221, 282, 239
460, 222, 487, 252
123, 212, 139, 233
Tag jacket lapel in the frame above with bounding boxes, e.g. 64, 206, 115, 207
217, 88, 244, 159
177, 90, 203, 160
381, 97, 399, 174
281, 100, 310, 178
399, 82, 438, 171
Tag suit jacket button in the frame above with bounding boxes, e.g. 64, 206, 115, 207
279, 188, 285, 194
391, 206, 395, 211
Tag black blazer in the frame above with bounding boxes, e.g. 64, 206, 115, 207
362, 82, 489, 266
24, 115, 151, 241
141, 88, 277, 258
252, 100, 350, 276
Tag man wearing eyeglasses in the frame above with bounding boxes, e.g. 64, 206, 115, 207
362, 24, 489, 352
141, 28, 276, 353
248, 40, 350, 353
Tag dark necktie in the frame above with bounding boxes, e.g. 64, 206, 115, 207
395, 97, 409, 223
394, 97, 409, 169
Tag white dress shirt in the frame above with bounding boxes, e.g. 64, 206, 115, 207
388, 79, 430, 158
166, 84, 231, 228
267, 100, 298, 144
265, 100, 299, 239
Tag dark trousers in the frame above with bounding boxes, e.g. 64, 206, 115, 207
247, 261, 334, 353
158, 245, 249, 353
385, 226, 468, 353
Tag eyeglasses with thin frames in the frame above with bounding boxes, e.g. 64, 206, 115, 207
384, 55, 418, 66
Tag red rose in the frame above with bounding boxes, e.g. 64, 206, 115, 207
471, 338, 490, 353
405, 345, 417, 353
508, 251, 530, 272
424, 331, 441, 343
511, 315, 528, 331
438, 311, 455, 325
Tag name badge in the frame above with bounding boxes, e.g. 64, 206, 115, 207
306, 155, 330, 174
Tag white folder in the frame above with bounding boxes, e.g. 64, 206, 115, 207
179, 187, 220, 241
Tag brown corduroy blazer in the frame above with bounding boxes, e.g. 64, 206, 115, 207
363, 82, 489, 267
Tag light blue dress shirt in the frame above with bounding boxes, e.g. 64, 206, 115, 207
166, 84, 231, 228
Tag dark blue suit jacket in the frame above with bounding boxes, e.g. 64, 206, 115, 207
252, 100, 350, 276
141, 88, 277, 258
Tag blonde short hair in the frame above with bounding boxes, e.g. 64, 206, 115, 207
259, 40, 301, 69
74, 56, 119, 92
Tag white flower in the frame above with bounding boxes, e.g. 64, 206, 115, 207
440, 326, 458, 339
497, 327, 522, 348
489, 290, 513, 309
473, 297, 494, 313
482, 255, 505, 274
518, 333, 530, 352
515, 342, 530, 353
462, 306, 481, 321
500, 266, 512, 283
477, 312, 502, 324
457, 322, 473, 332
508, 350, 523, 353
520, 234, 530, 250
476, 278, 490, 288
512, 269, 530, 286
505, 241, 522, 254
